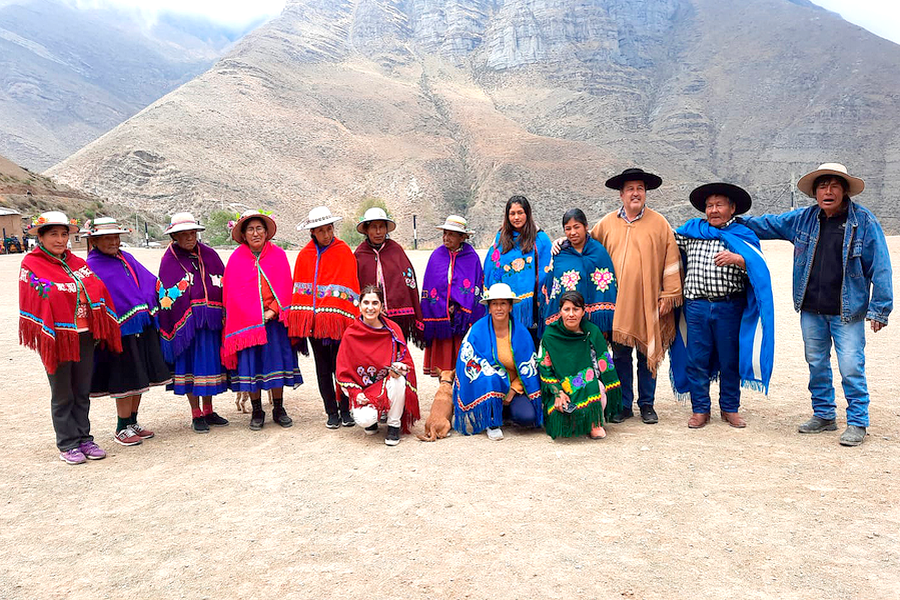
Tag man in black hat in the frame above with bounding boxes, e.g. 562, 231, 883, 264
671, 183, 774, 429
588, 168, 683, 424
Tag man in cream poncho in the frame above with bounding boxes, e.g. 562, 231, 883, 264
590, 168, 683, 424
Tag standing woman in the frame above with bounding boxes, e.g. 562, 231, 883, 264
157, 213, 229, 434
453, 283, 542, 439
484, 196, 553, 343
335, 286, 420, 446
87, 217, 172, 446
354, 207, 424, 347
421, 215, 485, 378
222, 210, 301, 430
19, 211, 121, 464
539, 291, 622, 440
542, 208, 617, 337
288, 206, 360, 429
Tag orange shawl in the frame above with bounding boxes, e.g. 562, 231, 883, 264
590, 207, 682, 375
287, 238, 360, 340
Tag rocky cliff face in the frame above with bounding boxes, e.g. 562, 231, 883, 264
47, 0, 900, 244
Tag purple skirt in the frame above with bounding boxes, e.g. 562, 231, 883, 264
230, 321, 303, 393
168, 327, 228, 397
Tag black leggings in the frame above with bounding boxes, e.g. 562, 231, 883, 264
310, 337, 349, 416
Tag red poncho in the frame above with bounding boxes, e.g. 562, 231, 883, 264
19, 247, 122, 374
335, 316, 420, 433
288, 238, 360, 340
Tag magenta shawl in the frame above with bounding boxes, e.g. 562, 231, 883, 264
221, 242, 293, 369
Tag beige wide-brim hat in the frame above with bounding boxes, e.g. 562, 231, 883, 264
28, 211, 79, 236
356, 207, 396, 235
797, 163, 865, 198
480, 282, 522, 305
87, 216, 131, 237
436, 214, 473, 235
298, 206, 342, 231
232, 210, 277, 244
165, 212, 205, 235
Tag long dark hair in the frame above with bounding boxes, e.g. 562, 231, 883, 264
499, 195, 538, 254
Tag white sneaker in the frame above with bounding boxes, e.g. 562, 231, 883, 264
486, 427, 503, 441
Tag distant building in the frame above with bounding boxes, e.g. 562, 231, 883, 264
0, 206, 23, 239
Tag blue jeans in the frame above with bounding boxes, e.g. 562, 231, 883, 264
685, 298, 743, 413
502, 394, 540, 427
612, 342, 656, 411
800, 312, 869, 427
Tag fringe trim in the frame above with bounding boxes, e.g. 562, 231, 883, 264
90, 305, 123, 354
543, 399, 603, 439
221, 324, 268, 370
287, 310, 352, 340
453, 392, 504, 435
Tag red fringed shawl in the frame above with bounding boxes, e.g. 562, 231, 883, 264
355, 239, 424, 348
288, 238, 360, 340
18, 247, 122, 374
335, 317, 420, 433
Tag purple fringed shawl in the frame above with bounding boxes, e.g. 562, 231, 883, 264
156, 242, 225, 363
420, 243, 485, 343
87, 248, 160, 337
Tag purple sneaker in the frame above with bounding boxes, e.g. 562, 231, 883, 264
59, 448, 86, 465
79, 440, 107, 460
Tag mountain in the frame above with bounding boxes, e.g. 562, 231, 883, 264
47, 0, 900, 245
0, 0, 255, 170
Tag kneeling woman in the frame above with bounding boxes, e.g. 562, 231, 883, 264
335, 286, 420, 446
539, 291, 622, 439
453, 283, 542, 440
222, 210, 302, 430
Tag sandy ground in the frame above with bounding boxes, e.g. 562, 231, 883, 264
0, 240, 898, 600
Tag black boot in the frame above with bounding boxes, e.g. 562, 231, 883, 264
271, 397, 293, 428
250, 398, 265, 431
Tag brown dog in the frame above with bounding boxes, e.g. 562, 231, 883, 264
417, 371, 454, 442
235, 389, 274, 413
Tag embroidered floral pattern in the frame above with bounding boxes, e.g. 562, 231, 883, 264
590, 268, 614, 292
403, 267, 416, 289
28, 273, 52, 298
561, 367, 595, 394
560, 270, 581, 292
500, 255, 533, 276
356, 365, 387, 387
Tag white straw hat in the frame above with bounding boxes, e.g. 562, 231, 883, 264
356, 207, 396, 234
28, 211, 79, 236
165, 212, 205, 235
87, 217, 131, 237
480, 282, 522, 305
436, 214, 473, 235
299, 206, 342, 230
797, 163, 865, 198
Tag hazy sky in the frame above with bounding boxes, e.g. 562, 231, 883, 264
60, 0, 900, 44
810, 0, 900, 44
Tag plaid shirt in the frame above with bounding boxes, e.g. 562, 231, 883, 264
618, 205, 645, 223
675, 218, 746, 300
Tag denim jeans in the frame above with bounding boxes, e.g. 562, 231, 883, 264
502, 394, 540, 427
800, 312, 869, 427
612, 342, 656, 411
684, 298, 743, 414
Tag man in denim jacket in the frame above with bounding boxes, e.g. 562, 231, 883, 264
742, 163, 892, 446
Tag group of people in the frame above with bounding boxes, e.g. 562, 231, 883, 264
19, 162, 893, 465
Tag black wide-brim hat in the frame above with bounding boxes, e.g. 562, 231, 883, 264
689, 182, 752, 215
605, 168, 663, 191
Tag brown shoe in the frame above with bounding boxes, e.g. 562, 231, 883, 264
688, 413, 710, 428
721, 411, 747, 428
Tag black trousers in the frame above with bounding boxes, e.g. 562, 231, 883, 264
310, 337, 349, 416
47, 332, 95, 451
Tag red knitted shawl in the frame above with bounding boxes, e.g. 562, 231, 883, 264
335, 316, 420, 433
18, 247, 122, 374
287, 238, 360, 340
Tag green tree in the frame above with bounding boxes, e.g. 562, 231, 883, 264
204, 210, 239, 247
338, 197, 390, 247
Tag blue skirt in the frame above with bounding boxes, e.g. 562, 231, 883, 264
168, 327, 229, 397
230, 321, 303, 393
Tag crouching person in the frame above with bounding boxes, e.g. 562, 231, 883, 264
336, 286, 420, 446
